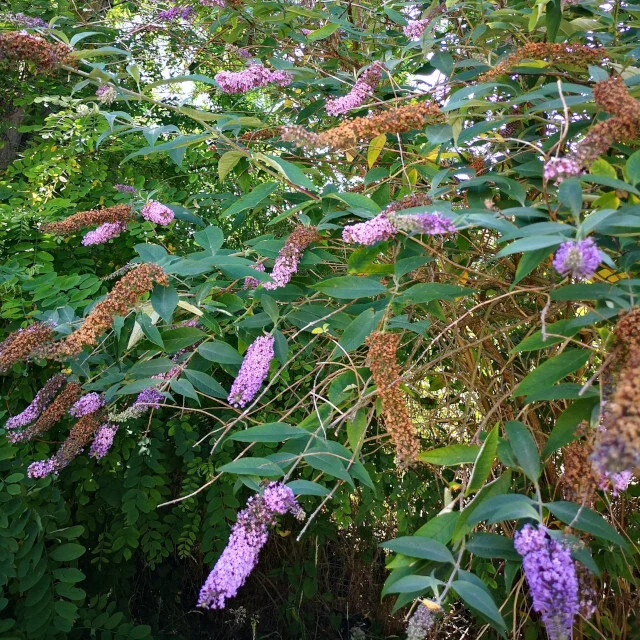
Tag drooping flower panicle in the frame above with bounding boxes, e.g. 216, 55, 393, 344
326, 61, 384, 116
42, 204, 133, 236
197, 482, 303, 609
5, 374, 66, 430
0, 322, 55, 374
227, 335, 275, 408
81, 221, 127, 246
69, 392, 104, 417
514, 525, 580, 640
406, 601, 438, 640
342, 214, 397, 246
263, 226, 319, 290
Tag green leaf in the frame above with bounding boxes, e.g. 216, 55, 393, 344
542, 398, 597, 457
313, 276, 386, 299
184, 370, 227, 399
303, 448, 354, 486
396, 283, 474, 307
452, 579, 507, 631
467, 494, 540, 526
546, 0, 562, 43
160, 327, 206, 353
337, 308, 383, 353
198, 341, 243, 365
286, 480, 330, 496
52, 568, 85, 583
346, 410, 367, 453
419, 444, 480, 466
170, 378, 200, 402
381, 536, 455, 564
193, 226, 224, 253
626, 149, 640, 185
218, 458, 283, 478
221, 182, 278, 218
513, 350, 590, 397
558, 178, 583, 215
466, 425, 499, 496
414, 512, 460, 545
504, 421, 540, 480
229, 422, 308, 442
496, 235, 566, 258
260, 294, 279, 324
218, 151, 244, 181
307, 22, 340, 41
262, 154, 317, 191
384, 575, 443, 594
467, 533, 520, 561
150, 285, 178, 323
129, 358, 175, 378
545, 501, 626, 546
50, 544, 85, 562
137, 314, 163, 348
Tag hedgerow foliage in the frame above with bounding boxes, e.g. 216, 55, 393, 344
1, 0, 640, 638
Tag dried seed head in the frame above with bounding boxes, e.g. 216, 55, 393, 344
366, 331, 419, 468
0, 31, 73, 72
0, 323, 54, 374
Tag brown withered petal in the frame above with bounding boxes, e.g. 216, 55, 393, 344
0, 323, 54, 374
0, 31, 73, 72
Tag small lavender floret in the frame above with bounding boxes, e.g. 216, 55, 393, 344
197, 482, 303, 609
552, 238, 601, 280
406, 603, 436, 640
514, 524, 580, 640
391, 212, 456, 236
215, 64, 293, 94
114, 184, 137, 194
27, 458, 57, 479
543, 157, 582, 183
403, 19, 429, 40
69, 392, 104, 417
227, 335, 275, 408
134, 387, 164, 411
89, 423, 118, 459
243, 263, 266, 290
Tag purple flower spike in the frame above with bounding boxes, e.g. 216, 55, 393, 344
133, 387, 164, 412
227, 335, 275, 408
391, 212, 456, 236
81, 221, 127, 246
197, 482, 303, 609
514, 524, 580, 640
326, 62, 383, 116
552, 238, 601, 280
5, 374, 66, 430
69, 392, 104, 417
342, 214, 397, 245
215, 64, 293, 94
406, 603, 436, 640
114, 184, 137, 194
89, 423, 118, 459
27, 458, 57, 479
403, 19, 429, 40
141, 201, 175, 226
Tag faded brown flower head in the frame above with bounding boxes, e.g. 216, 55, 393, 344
479, 42, 607, 81
42, 205, 133, 236
366, 331, 419, 468
592, 347, 640, 473
44, 264, 169, 359
0, 31, 73, 72
614, 306, 640, 350
561, 425, 599, 506
282, 102, 442, 151
384, 193, 433, 214
55, 413, 101, 470
0, 323, 54, 374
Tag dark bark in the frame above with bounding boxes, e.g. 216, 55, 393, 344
0, 106, 25, 171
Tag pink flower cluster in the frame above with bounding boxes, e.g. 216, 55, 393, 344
403, 19, 429, 40
215, 65, 293, 94
89, 424, 118, 459
27, 458, 57, 479
5, 374, 65, 430
200, 0, 225, 5
392, 212, 457, 235
81, 221, 127, 246
543, 157, 582, 183
141, 200, 175, 225
69, 392, 104, 417
197, 482, 303, 609
342, 214, 397, 246
228, 335, 275, 408
157, 4, 194, 21
326, 62, 384, 116
598, 469, 633, 496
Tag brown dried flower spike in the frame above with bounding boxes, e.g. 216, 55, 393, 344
479, 42, 606, 81
42, 205, 133, 236
0, 31, 73, 72
366, 331, 419, 468
282, 101, 442, 151
48, 263, 169, 358
0, 323, 54, 374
